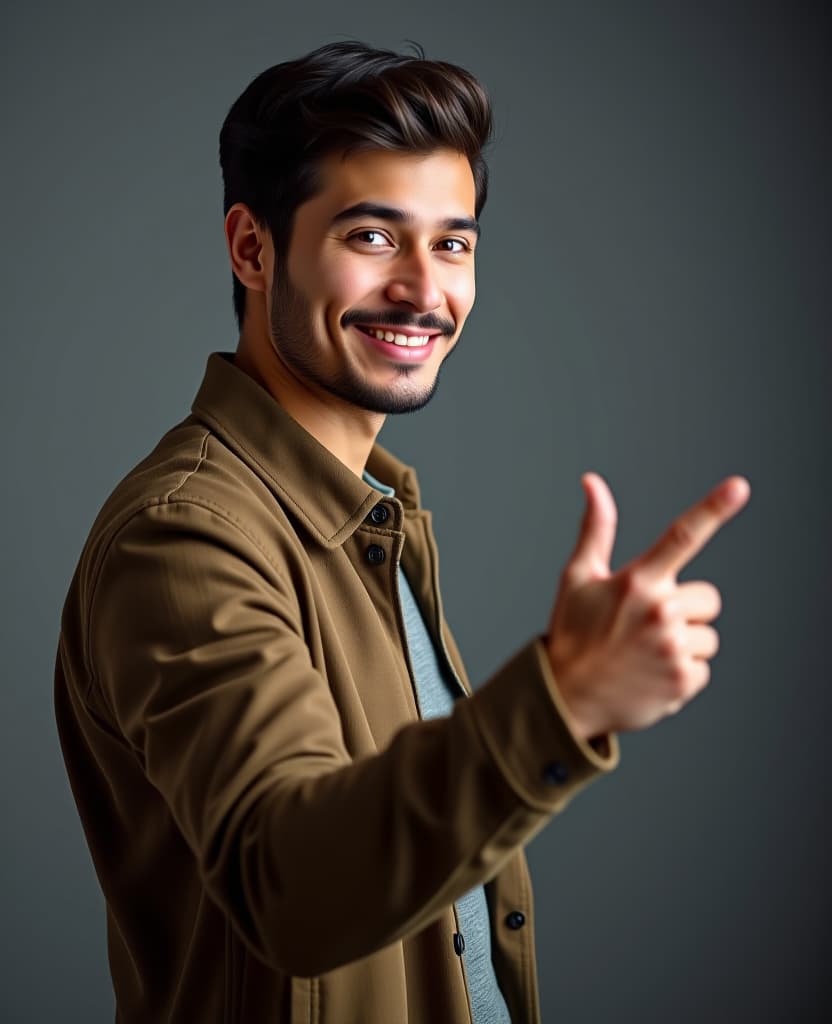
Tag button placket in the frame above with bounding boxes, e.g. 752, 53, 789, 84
366, 543, 386, 565
368, 503, 389, 525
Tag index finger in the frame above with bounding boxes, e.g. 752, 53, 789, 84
635, 476, 751, 580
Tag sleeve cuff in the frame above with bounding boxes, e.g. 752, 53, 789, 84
467, 635, 620, 813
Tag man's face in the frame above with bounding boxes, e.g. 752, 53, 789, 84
267, 147, 478, 415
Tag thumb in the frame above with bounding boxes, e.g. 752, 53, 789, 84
565, 472, 618, 581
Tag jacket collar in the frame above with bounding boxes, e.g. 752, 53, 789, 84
190, 352, 423, 548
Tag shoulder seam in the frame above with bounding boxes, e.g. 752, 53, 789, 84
84, 492, 295, 704
163, 430, 210, 500
166, 494, 287, 578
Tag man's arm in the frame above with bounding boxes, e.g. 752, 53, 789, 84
87, 498, 617, 978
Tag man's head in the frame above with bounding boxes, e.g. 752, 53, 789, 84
219, 41, 492, 415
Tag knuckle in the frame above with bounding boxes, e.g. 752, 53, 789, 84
698, 659, 712, 688
669, 518, 696, 551
648, 598, 675, 626
667, 661, 688, 698
620, 568, 648, 602
559, 564, 579, 589
563, 560, 594, 588
665, 658, 711, 711
658, 635, 678, 660
657, 627, 683, 659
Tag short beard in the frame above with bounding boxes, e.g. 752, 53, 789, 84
328, 360, 443, 415
269, 266, 458, 415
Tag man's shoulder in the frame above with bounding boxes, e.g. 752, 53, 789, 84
79, 413, 298, 578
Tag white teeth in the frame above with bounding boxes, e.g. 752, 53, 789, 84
367, 327, 430, 347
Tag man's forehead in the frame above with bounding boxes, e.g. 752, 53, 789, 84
311, 147, 477, 219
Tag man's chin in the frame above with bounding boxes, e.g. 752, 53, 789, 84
325, 371, 441, 415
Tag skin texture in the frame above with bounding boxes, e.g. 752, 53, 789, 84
224, 145, 752, 740
227, 148, 478, 478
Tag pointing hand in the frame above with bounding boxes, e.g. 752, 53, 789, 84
544, 473, 751, 740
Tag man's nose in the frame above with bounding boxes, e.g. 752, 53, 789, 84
384, 249, 442, 311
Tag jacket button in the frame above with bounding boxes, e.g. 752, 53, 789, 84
368, 503, 389, 524
366, 544, 386, 565
505, 911, 526, 930
543, 761, 569, 785
452, 932, 465, 956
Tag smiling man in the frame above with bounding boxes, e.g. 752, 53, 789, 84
54, 41, 750, 1024
233, 146, 478, 473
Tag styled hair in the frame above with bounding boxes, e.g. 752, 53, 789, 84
219, 40, 493, 331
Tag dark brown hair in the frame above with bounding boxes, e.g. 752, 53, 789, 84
219, 40, 493, 331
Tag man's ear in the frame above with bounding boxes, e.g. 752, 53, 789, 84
224, 203, 272, 294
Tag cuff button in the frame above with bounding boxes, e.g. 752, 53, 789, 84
543, 761, 569, 785
505, 911, 526, 930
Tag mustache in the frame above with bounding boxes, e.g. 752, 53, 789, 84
341, 309, 456, 336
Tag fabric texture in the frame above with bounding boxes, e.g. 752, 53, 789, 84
363, 468, 510, 1024
54, 351, 620, 1023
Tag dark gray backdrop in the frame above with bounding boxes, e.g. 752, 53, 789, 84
2, 1, 829, 1020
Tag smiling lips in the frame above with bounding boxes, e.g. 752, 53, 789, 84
354, 324, 442, 362
356, 325, 440, 348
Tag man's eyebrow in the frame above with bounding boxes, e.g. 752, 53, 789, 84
330, 202, 481, 239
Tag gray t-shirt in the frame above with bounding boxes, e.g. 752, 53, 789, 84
364, 470, 512, 1024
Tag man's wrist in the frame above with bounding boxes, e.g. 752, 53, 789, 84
534, 636, 617, 767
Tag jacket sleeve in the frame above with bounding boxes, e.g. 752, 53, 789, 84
88, 497, 618, 977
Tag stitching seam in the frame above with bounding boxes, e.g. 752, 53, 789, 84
164, 430, 209, 500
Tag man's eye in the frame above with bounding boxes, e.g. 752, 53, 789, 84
351, 230, 389, 246
436, 238, 470, 253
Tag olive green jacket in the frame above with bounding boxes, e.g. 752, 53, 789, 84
55, 351, 619, 1023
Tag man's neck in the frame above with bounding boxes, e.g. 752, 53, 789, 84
233, 345, 384, 480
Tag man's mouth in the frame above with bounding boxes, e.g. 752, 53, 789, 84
352, 324, 442, 363
355, 325, 439, 349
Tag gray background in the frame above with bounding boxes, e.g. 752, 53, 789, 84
2, 0, 829, 1020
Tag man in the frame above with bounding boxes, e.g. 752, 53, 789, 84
54, 40, 750, 1023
